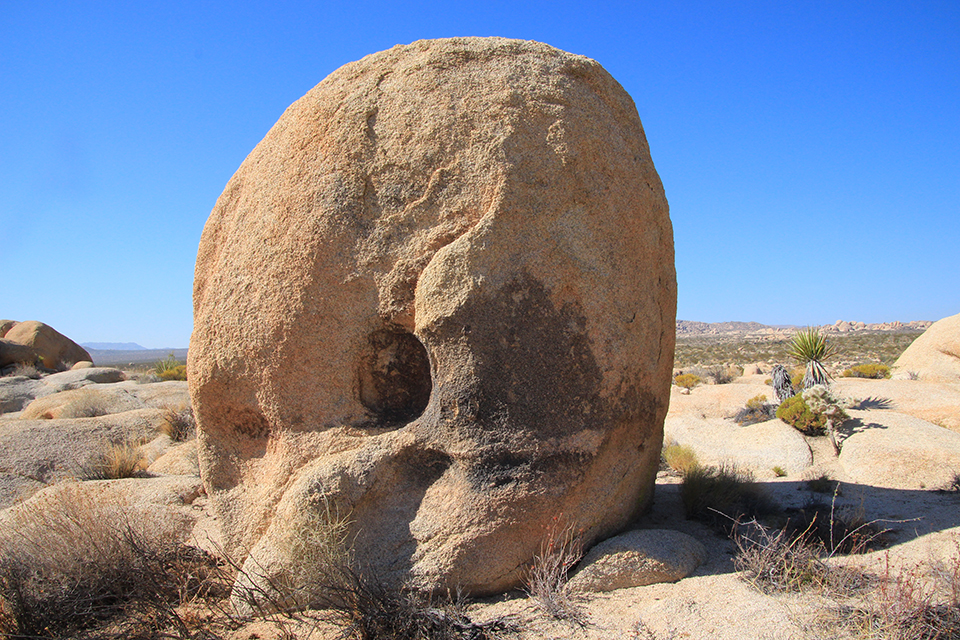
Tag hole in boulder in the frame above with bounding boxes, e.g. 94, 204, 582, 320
357, 328, 432, 424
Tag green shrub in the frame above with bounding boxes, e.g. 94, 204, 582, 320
159, 364, 187, 381
154, 354, 185, 380
674, 373, 702, 393
776, 395, 827, 436
841, 363, 891, 379
772, 466, 787, 477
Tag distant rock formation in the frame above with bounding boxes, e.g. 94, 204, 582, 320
0, 320, 91, 371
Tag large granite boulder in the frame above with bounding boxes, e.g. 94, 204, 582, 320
893, 312, 960, 382
3, 321, 91, 370
190, 37, 676, 600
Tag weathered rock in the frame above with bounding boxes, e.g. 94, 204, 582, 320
190, 37, 675, 599
0, 338, 39, 368
0, 376, 50, 414
893, 312, 960, 382
838, 409, 960, 490
148, 439, 200, 476
569, 529, 708, 592
3, 321, 91, 370
0, 408, 168, 507
0, 320, 17, 337
71, 360, 95, 370
42, 367, 126, 390
20, 386, 143, 419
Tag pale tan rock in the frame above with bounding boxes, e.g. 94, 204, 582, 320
3, 320, 91, 370
0, 408, 167, 508
0, 338, 39, 368
70, 360, 94, 369
20, 386, 142, 419
838, 409, 960, 490
148, 439, 200, 476
568, 528, 707, 592
0, 320, 17, 337
834, 378, 960, 433
893, 312, 960, 382
190, 37, 675, 599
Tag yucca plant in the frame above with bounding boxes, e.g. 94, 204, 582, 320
788, 328, 837, 389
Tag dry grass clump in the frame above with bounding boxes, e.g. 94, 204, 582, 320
161, 403, 196, 442
662, 442, 700, 474
0, 485, 227, 638
680, 464, 776, 533
78, 440, 146, 480
523, 516, 585, 624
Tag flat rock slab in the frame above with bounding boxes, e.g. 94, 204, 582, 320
0, 408, 167, 508
569, 528, 707, 592
834, 378, 960, 433
665, 414, 812, 476
0, 368, 128, 414
839, 409, 960, 490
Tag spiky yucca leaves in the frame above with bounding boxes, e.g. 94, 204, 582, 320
788, 328, 838, 389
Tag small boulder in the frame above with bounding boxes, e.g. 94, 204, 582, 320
0, 320, 17, 337
148, 439, 200, 476
568, 529, 708, 592
71, 360, 95, 370
893, 312, 960, 382
3, 321, 92, 370
42, 367, 126, 391
0, 338, 39, 368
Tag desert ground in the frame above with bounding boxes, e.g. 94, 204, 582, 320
1, 322, 958, 639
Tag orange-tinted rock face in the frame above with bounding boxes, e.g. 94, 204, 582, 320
189, 37, 676, 606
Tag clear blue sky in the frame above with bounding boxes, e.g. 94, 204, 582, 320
2, 1, 957, 348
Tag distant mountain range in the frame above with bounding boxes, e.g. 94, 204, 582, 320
676, 319, 931, 337
82, 342, 147, 351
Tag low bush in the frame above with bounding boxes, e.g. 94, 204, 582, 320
842, 363, 891, 379
674, 373, 701, 393
662, 442, 700, 474
732, 394, 778, 426
776, 395, 827, 436
161, 404, 196, 442
680, 464, 775, 533
0, 485, 226, 638
160, 364, 188, 381
155, 354, 187, 381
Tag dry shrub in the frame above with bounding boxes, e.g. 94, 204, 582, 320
673, 373, 701, 393
733, 518, 870, 596
0, 484, 225, 638
846, 546, 960, 639
662, 442, 700, 474
523, 515, 585, 624
79, 440, 146, 480
732, 394, 778, 426
161, 404, 196, 442
680, 464, 775, 533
